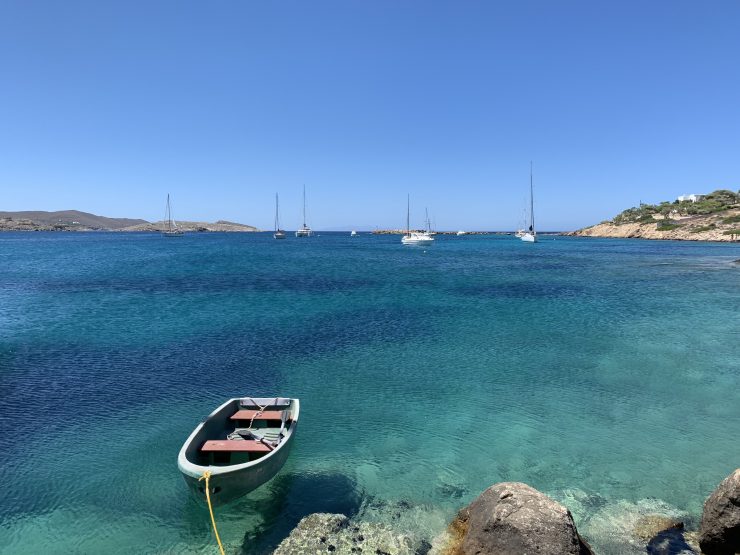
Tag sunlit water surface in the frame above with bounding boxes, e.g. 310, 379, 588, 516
0, 232, 738, 554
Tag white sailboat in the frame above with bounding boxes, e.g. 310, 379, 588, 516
274, 193, 286, 239
162, 194, 184, 237
295, 185, 313, 237
401, 195, 434, 245
350, 230, 357, 237
520, 163, 537, 243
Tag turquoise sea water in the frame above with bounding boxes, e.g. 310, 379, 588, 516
0, 232, 738, 554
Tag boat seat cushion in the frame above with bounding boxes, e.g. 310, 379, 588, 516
226, 428, 282, 447
201, 440, 271, 453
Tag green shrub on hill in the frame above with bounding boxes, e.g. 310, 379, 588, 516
613, 205, 657, 224
656, 222, 682, 231
681, 190, 740, 215
721, 214, 740, 224
612, 189, 739, 223
690, 224, 716, 233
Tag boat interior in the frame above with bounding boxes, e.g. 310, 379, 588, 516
187, 397, 296, 467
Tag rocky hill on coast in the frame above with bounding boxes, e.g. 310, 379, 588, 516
566, 189, 740, 242
119, 220, 259, 232
0, 210, 147, 231
0, 210, 259, 232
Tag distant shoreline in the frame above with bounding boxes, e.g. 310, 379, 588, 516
0, 210, 259, 233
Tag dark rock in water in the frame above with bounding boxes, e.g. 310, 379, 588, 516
450, 482, 593, 555
699, 468, 740, 554
437, 483, 467, 499
646, 527, 698, 555
415, 538, 432, 554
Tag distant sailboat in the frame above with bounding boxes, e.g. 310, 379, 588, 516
520, 163, 537, 243
274, 193, 286, 239
350, 230, 357, 237
295, 185, 313, 237
401, 195, 434, 245
162, 194, 184, 237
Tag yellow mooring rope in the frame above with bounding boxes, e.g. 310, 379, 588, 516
199, 471, 226, 555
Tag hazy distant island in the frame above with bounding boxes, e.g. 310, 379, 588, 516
0, 210, 260, 233
566, 189, 740, 242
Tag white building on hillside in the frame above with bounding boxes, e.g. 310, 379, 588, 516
677, 194, 705, 203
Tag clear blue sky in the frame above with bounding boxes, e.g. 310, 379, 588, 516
1, 0, 738, 230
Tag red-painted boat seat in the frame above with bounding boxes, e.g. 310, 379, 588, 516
230, 410, 285, 421
200, 440, 271, 453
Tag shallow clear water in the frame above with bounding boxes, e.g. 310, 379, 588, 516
0, 232, 738, 554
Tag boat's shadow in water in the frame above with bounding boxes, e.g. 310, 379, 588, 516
233, 471, 363, 554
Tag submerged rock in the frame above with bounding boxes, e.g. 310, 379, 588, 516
635, 515, 684, 541
447, 482, 593, 555
580, 497, 690, 554
550, 487, 608, 524
273, 512, 418, 554
699, 468, 740, 554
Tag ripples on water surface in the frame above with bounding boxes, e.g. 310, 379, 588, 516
0, 232, 738, 554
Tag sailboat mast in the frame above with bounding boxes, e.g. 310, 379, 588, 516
406, 194, 410, 236
302, 185, 306, 228
529, 162, 535, 232
166, 194, 171, 232
275, 193, 279, 231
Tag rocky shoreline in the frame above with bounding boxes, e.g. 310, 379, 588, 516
272, 468, 739, 555
564, 217, 739, 242
566, 189, 740, 242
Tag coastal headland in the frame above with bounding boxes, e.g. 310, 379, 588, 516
0, 210, 259, 232
566, 189, 740, 242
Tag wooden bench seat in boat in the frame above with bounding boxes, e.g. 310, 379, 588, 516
230, 410, 285, 421
201, 440, 272, 453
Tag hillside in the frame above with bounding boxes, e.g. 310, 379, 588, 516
120, 220, 259, 232
0, 210, 259, 232
0, 210, 147, 230
566, 189, 740, 242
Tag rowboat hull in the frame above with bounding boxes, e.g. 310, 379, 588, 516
178, 397, 299, 505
